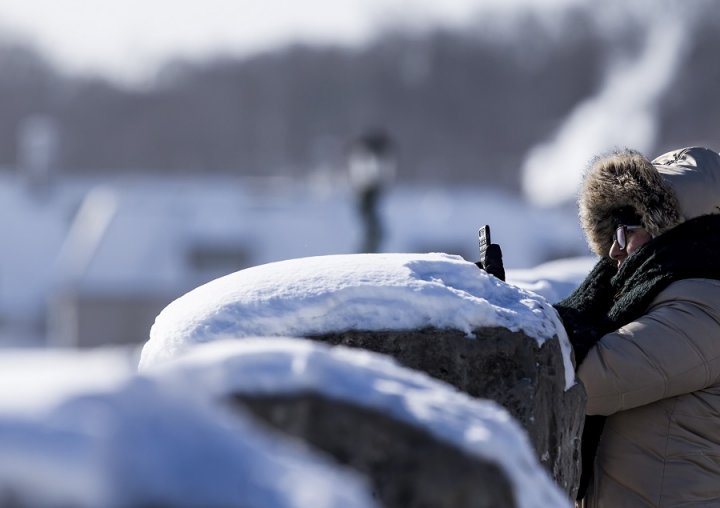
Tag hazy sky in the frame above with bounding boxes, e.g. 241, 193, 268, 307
0, 0, 580, 84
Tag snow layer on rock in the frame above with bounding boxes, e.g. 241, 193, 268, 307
140, 253, 574, 388
151, 338, 573, 508
0, 367, 376, 508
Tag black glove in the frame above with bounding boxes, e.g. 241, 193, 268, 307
475, 243, 505, 281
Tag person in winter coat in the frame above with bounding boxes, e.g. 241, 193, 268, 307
477, 146, 720, 506
556, 146, 720, 507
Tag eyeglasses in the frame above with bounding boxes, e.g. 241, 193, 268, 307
614, 225, 643, 251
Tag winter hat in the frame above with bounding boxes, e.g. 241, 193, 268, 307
652, 147, 720, 220
579, 146, 720, 256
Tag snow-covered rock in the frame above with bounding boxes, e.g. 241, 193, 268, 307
151, 338, 573, 508
140, 252, 575, 389
140, 252, 584, 496
0, 348, 376, 508
310, 325, 584, 496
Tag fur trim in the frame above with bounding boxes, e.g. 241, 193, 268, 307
579, 149, 682, 256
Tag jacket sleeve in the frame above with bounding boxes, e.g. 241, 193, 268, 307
577, 279, 720, 416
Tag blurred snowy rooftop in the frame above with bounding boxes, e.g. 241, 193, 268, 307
0, 169, 589, 346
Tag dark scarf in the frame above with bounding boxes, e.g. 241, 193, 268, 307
554, 213, 720, 500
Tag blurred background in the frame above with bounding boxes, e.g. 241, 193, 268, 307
0, 0, 718, 348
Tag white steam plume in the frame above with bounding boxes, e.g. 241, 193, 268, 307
521, 7, 692, 207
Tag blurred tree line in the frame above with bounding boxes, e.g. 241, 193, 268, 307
0, 6, 718, 190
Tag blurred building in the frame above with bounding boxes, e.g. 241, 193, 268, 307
43, 175, 360, 348
0, 166, 585, 348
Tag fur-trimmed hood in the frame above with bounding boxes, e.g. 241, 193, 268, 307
579, 146, 720, 256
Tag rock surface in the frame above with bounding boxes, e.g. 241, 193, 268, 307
308, 326, 585, 498
236, 393, 516, 508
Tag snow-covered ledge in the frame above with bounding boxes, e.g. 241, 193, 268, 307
0, 349, 376, 508
151, 338, 572, 508
140, 253, 584, 496
140, 253, 574, 386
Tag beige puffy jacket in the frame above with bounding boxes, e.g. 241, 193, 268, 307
578, 278, 720, 506
576, 146, 720, 507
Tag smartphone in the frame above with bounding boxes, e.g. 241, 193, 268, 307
478, 225, 491, 260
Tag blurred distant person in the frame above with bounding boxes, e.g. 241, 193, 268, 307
479, 146, 720, 506
347, 130, 396, 253
18, 114, 60, 196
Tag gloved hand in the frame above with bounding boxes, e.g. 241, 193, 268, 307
475, 243, 505, 281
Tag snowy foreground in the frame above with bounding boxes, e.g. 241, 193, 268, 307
0, 346, 376, 508
0, 253, 593, 507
